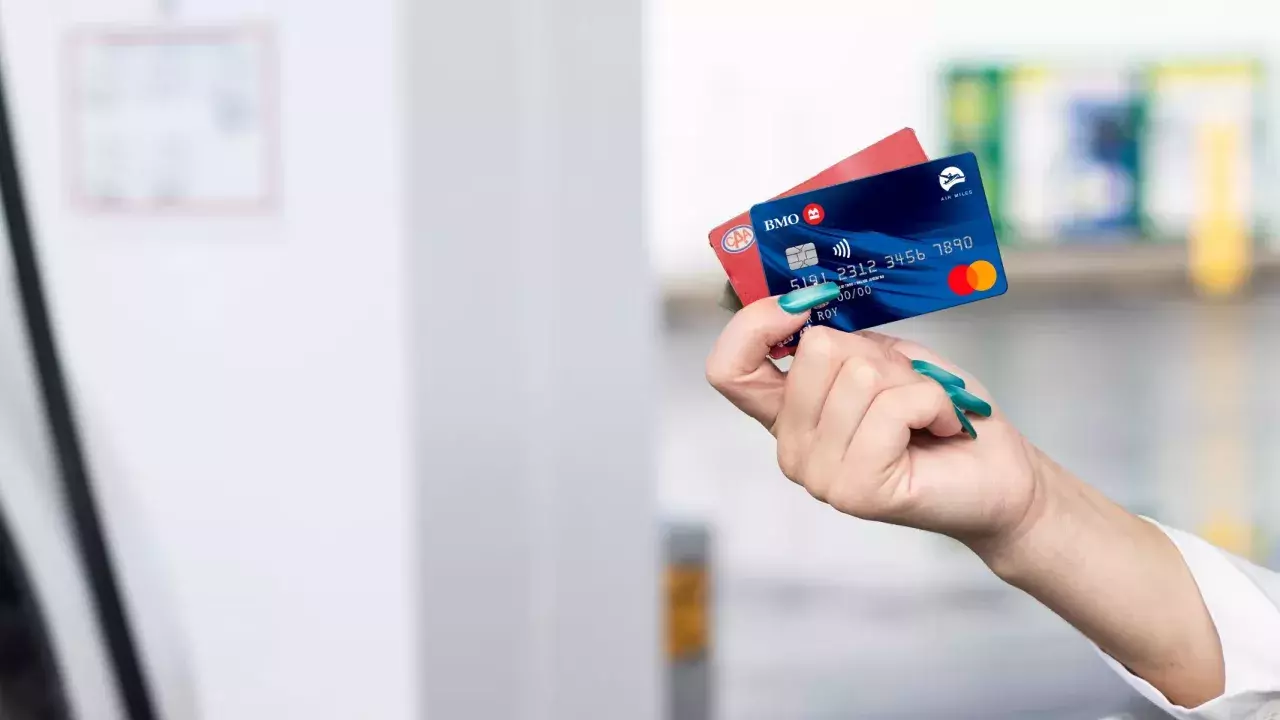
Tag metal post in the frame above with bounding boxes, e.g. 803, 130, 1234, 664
665, 523, 712, 720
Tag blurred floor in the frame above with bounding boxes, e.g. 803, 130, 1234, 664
661, 282, 1280, 719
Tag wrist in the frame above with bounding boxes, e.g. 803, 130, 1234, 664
964, 443, 1167, 588
963, 442, 1086, 583
961, 444, 1226, 706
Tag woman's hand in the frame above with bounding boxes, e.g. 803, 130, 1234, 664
704, 291, 1044, 547
705, 287, 1227, 707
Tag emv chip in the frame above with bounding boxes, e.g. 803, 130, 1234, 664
785, 243, 818, 270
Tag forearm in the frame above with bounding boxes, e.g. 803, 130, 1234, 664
968, 446, 1224, 707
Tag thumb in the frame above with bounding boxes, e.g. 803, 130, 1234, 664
705, 283, 836, 427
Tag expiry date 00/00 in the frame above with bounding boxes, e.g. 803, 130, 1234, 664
777, 284, 872, 346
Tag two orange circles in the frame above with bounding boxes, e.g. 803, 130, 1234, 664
947, 260, 998, 296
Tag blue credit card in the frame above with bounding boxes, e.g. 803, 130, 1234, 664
748, 152, 1007, 345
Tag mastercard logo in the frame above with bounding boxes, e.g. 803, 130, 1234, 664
947, 260, 999, 296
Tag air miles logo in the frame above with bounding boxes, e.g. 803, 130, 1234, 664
939, 167, 966, 192
803, 203, 825, 225
721, 225, 755, 254
947, 260, 998, 295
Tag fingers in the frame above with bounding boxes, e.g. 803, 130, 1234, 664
814, 380, 962, 517
846, 380, 963, 471
775, 327, 864, 437
776, 327, 915, 435
705, 297, 811, 427
808, 342, 916, 452
776, 328, 916, 488
789, 366, 963, 508
762, 326, 980, 518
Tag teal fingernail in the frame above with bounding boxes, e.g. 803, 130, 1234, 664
955, 407, 977, 439
778, 282, 841, 314
911, 360, 966, 388
945, 385, 992, 418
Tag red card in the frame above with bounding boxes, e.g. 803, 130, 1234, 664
709, 127, 928, 314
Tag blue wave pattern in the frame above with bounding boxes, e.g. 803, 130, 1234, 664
749, 153, 1007, 345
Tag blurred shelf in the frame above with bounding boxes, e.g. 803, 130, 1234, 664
1001, 244, 1280, 283
662, 245, 1280, 318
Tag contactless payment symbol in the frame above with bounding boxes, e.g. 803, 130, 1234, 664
947, 260, 998, 296
803, 203, 825, 225
939, 167, 966, 192
785, 243, 819, 270
721, 225, 755, 254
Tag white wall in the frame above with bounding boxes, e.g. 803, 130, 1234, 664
0, 1, 416, 718
648, 0, 1280, 281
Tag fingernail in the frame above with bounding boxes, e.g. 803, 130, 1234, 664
911, 360, 966, 388
778, 282, 841, 314
945, 385, 992, 418
955, 407, 977, 439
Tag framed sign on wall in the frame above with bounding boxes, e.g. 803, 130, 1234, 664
65, 25, 278, 214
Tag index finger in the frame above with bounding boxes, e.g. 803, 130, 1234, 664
705, 291, 819, 427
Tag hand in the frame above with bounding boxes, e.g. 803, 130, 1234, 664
705, 293, 1044, 546
707, 289, 1228, 706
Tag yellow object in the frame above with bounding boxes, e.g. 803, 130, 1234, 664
967, 260, 998, 292
1009, 65, 1050, 85
666, 564, 708, 661
1193, 306, 1254, 560
1188, 124, 1251, 297
1200, 513, 1255, 558
949, 79, 986, 130
1154, 60, 1261, 85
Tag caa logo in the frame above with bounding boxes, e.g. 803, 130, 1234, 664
803, 203, 825, 225
721, 225, 755, 254
939, 166, 966, 192
762, 213, 801, 232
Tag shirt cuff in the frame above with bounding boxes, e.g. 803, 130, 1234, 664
1094, 520, 1280, 719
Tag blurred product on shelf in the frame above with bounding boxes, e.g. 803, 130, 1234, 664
942, 58, 1265, 265
944, 65, 1007, 239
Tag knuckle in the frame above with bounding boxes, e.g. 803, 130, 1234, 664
801, 457, 835, 502
776, 440, 805, 483
847, 359, 883, 393
806, 479, 830, 504
826, 480, 877, 519
885, 346, 914, 372
924, 381, 952, 410
847, 331, 892, 359
796, 325, 839, 361
703, 356, 734, 390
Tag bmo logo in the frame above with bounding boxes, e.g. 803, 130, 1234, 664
803, 203, 825, 225
761, 213, 801, 232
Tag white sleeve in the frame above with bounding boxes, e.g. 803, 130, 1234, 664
1093, 520, 1280, 719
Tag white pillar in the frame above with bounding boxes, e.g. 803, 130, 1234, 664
404, 0, 659, 718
